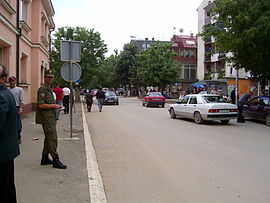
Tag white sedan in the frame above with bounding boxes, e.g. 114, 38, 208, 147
168, 94, 238, 124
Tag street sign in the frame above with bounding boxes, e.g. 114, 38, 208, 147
60, 62, 82, 82
60, 40, 81, 62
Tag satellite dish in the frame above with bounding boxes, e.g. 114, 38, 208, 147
179, 28, 184, 34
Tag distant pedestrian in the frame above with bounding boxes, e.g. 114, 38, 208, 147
85, 90, 93, 112
62, 86, 70, 114
36, 70, 67, 169
230, 88, 236, 104
53, 83, 63, 120
96, 87, 105, 112
210, 87, 218, 94
237, 86, 256, 123
0, 65, 20, 203
8, 76, 24, 144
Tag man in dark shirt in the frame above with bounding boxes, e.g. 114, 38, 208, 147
237, 87, 256, 123
230, 88, 236, 104
0, 65, 20, 203
96, 87, 105, 112
85, 90, 93, 112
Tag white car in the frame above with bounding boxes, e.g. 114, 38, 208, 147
168, 94, 238, 124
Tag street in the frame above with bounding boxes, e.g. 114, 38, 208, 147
85, 97, 270, 203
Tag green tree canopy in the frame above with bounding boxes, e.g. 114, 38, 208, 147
137, 42, 180, 89
115, 43, 138, 87
50, 26, 107, 88
200, 0, 270, 79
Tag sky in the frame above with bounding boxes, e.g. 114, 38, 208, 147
52, 0, 203, 55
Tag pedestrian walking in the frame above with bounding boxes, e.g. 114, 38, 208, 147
96, 87, 105, 112
8, 76, 24, 144
36, 70, 67, 169
85, 90, 93, 112
0, 65, 20, 203
230, 88, 236, 104
53, 83, 63, 120
62, 86, 70, 114
237, 86, 256, 123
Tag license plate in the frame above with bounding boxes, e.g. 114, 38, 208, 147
154, 98, 161, 101
219, 110, 229, 113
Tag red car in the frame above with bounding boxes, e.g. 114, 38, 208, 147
142, 92, 165, 108
243, 96, 270, 126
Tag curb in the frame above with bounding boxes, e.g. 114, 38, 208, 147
81, 103, 107, 203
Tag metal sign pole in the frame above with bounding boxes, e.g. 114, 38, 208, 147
69, 41, 73, 138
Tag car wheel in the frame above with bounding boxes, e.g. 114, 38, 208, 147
170, 108, 176, 119
221, 120, 230, 124
116, 102, 119, 105
266, 114, 270, 126
161, 104, 165, 108
142, 101, 145, 106
194, 112, 204, 124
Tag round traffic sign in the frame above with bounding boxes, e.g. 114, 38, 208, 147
60, 62, 82, 82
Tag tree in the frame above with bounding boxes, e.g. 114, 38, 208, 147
115, 43, 138, 88
137, 42, 180, 90
50, 26, 107, 88
97, 51, 119, 88
200, 0, 270, 79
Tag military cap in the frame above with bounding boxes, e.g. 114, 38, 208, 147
44, 69, 54, 77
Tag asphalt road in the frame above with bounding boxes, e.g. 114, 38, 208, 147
85, 97, 270, 203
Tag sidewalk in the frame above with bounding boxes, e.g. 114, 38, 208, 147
16, 103, 90, 203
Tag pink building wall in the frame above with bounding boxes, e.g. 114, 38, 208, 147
0, 0, 55, 113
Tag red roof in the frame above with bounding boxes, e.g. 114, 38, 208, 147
172, 35, 197, 48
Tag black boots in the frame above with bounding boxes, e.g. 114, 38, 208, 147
40, 155, 53, 165
53, 156, 67, 169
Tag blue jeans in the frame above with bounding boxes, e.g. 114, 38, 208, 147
56, 100, 62, 120
16, 107, 22, 139
98, 99, 103, 111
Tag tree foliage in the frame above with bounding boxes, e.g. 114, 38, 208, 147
200, 0, 270, 79
137, 42, 180, 89
115, 43, 138, 87
50, 26, 107, 88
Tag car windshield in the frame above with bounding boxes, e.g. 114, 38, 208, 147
105, 91, 116, 96
202, 95, 225, 103
149, 92, 163, 97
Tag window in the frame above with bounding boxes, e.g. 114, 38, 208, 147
189, 49, 195, 58
0, 48, 2, 65
181, 96, 190, 104
179, 49, 184, 57
184, 49, 189, 57
20, 0, 27, 21
20, 53, 28, 83
189, 96, 197, 104
180, 64, 196, 79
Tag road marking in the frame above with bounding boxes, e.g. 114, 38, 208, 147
58, 137, 80, 141
81, 103, 108, 203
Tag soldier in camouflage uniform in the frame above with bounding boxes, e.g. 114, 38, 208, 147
36, 70, 67, 169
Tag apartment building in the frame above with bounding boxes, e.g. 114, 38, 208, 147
197, 0, 256, 96
171, 34, 198, 90
0, 0, 55, 113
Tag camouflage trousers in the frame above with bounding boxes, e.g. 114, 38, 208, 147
42, 121, 58, 159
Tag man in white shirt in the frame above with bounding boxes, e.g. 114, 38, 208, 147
62, 86, 70, 114
8, 76, 24, 144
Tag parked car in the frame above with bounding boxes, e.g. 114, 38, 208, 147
103, 91, 119, 105
243, 96, 270, 126
168, 94, 238, 124
142, 92, 165, 107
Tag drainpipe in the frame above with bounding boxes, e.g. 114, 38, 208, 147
16, 0, 21, 85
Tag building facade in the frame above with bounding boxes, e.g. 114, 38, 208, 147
0, 0, 55, 113
197, 0, 256, 96
171, 34, 198, 90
